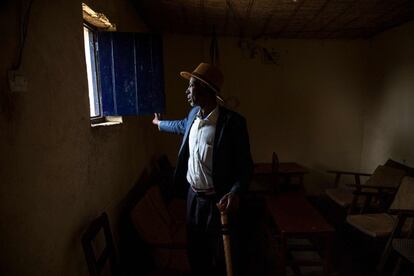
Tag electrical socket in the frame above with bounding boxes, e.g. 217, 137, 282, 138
8, 70, 28, 92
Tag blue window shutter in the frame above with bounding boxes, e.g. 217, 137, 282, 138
96, 32, 116, 115
97, 32, 165, 116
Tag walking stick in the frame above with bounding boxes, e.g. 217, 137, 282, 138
219, 210, 234, 276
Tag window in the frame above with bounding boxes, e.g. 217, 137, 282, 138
83, 25, 101, 118
82, 4, 165, 126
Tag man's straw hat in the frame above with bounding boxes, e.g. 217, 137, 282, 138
180, 63, 224, 102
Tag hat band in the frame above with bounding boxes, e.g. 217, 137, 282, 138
191, 72, 221, 94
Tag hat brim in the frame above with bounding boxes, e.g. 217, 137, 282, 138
180, 71, 224, 102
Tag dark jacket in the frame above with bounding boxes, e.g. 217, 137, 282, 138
159, 105, 253, 198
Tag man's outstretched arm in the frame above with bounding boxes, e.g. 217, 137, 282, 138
152, 113, 187, 135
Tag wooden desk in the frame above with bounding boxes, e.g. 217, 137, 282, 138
266, 193, 335, 275
254, 162, 309, 189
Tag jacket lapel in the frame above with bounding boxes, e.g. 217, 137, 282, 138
213, 106, 227, 166
179, 107, 199, 155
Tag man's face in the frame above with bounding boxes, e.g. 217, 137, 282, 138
186, 77, 205, 107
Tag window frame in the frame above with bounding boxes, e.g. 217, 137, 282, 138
82, 12, 165, 123
83, 22, 105, 124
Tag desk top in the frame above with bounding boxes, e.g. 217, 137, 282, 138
265, 193, 334, 234
254, 162, 309, 175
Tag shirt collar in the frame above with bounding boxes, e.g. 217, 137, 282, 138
196, 105, 219, 124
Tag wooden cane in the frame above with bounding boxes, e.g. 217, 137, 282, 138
220, 210, 234, 276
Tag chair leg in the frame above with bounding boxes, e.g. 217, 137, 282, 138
392, 257, 403, 276
377, 239, 394, 273
277, 234, 287, 276
377, 215, 406, 272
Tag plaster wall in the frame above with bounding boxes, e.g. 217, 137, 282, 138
0, 0, 155, 275
360, 21, 414, 171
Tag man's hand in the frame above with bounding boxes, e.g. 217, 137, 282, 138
217, 192, 239, 213
152, 113, 161, 126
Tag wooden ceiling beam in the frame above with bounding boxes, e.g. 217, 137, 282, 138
370, 0, 413, 36
369, 0, 406, 28
316, 0, 359, 34
240, 0, 255, 37
240, 0, 255, 38
200, 0, 206, 35
295, 0, 331, 37
323, 0, 379, 39
254, 0, 282, 40
274, 0, 307, 38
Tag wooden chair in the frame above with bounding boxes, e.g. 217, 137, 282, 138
130, 184, 190, 274
149, 155, 187, 226
326, 164, 406, 214
82, 212, 118, 276
325, 170, 371, 211
345, 176, 414, 272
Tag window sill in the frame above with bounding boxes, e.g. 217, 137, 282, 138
91, 116, 123, 128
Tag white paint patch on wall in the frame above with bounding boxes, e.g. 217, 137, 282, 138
361, 21, 414, 171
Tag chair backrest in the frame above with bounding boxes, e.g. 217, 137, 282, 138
82, 212, 117, 276
385, 159, 414, 177
130, 185, 173, 244
390, 176, 414, 211
364, 165, 406, 188
130, 184, 189, 272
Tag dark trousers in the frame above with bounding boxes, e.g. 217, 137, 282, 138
186, 187, 226, 276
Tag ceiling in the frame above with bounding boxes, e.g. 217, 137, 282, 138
134, 0, 414, 39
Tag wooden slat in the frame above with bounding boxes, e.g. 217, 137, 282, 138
298, 0, 332, 37
136, 0, 414, 39
200, 0, 206, 35
315, 0, 359, 34
225, 0, 244, 33
240, 0, 256, 38
253, 0, 282, 39
274, 0, 307, 38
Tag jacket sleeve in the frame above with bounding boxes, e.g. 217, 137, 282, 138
159, 118, 187, 135
158, 107, 199, 135
229, 117, 253, 194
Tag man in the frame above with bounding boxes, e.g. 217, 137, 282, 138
152, 63, 253, 276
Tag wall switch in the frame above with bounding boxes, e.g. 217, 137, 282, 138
8, 70, 28, 92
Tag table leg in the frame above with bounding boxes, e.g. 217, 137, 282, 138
278, 233, 287, 276
323, 233, 333, 275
